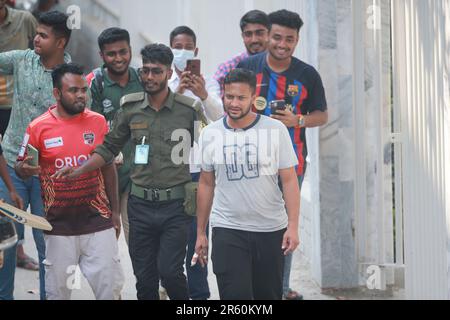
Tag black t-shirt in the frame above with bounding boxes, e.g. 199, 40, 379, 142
237, 52, 327, 175
0, 144, 3, 156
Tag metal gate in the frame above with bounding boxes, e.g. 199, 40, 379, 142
353, 0, 450, 299
392, 0, 450, 299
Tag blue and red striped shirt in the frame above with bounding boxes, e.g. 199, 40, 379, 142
238, 52, 327, 176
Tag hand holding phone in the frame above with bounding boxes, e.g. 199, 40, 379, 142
186, 59, 201, 76
26, 144, 39, 167
270, 100, 286, 115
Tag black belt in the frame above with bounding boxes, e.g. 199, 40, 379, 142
130, 183, 185, 202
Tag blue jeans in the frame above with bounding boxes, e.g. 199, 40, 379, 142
185, 172, 210, 300
0, 166, 46, 300
282, 174, 304, 296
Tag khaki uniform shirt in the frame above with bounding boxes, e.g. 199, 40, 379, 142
94, 89, 204, 189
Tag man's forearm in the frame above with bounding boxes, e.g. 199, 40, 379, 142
304, 110, 328, 128
196, 178, 215, 235
281, 172, 300, 229
101, 163, 120, 214
75, 153, 107, 176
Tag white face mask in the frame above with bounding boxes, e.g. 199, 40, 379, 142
172, 49, 195, 71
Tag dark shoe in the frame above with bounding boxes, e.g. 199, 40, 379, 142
283, 289, 304, 300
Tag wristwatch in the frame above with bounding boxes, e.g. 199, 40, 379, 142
296, 115, 305, 128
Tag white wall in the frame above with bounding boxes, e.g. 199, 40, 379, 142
118, 0, 320, 77
393, 0, 450, 299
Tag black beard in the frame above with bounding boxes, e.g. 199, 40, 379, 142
226, 104, 252, 120
144, 76, 168, 96
60, 96, 85, 115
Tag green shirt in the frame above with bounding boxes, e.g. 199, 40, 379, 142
94, 89, 202, 189
0, 6, 38, 111
0, 49, 71, 166
89, 66, 143, 193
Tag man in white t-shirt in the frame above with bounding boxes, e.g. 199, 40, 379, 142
194, 68, 300, 300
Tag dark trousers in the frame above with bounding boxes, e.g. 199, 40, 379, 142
127, 195, 192, 300
211, 227, 285, 300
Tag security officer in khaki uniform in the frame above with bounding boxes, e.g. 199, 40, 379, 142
53, 43, 206, 300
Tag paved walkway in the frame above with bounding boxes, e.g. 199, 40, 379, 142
14, 226, 334, 300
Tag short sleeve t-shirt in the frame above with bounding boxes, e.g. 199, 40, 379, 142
18, 106, 113, 236
199, 114, 298, 232
237, 52, 327, 175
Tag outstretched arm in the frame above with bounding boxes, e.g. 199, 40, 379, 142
52, 153, 107, 179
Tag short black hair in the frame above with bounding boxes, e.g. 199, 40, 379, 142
38, 11, 72, 47
240, 10, 270, 32
224, 68, 256, 94
170, 26, 196, 47
140, 43, 173, 67
51, 63, 84, 89
97, 27, 130, 51
268, 9, 304, 32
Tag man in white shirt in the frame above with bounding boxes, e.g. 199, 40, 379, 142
168, 25, 223, 300
169, 26, 223, 123
194, 68, 300, 300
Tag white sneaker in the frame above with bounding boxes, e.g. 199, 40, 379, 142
159, 286, 168, 300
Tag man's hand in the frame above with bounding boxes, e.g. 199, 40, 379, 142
51, 166, 80, 180
15, 156, 40, 179
9, 192, 24, 210
188, 74, 208, 101
114, 153, 123, 168
271, 109, 298, 128
176, 71, 192, 95
282, 226, 300, 255
112, 211, 121, 239
193, 232, 209, 268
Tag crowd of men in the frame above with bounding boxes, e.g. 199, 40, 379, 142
0, 1, 328, 300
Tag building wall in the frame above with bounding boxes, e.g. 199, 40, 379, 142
314, 0, 359, 288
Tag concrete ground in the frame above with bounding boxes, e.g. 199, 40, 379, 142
13, 226, 336, 300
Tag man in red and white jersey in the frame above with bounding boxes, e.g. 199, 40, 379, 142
14, 63, 123, 300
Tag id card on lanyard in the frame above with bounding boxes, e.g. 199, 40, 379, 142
135, 136, 149, 164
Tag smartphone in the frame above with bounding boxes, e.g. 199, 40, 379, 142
186, 59, 201, 76
270, 100, 286, 115
26, 144, 39, 167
